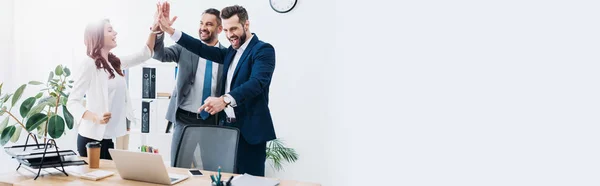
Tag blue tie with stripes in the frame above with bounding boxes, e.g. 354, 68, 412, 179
199, 60, 212, 120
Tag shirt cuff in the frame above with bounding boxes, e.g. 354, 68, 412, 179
225, 94, 237, 107
224, 107, 236, 119
170, 29, 182, 42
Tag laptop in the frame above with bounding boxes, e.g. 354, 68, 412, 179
108, 149, 189, 185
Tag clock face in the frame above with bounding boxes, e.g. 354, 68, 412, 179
270, 0, 298, 13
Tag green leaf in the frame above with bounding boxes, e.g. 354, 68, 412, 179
0, 106, 6, 116
38, 96, 57, 107
26, 113, 48, 132
19, 97, 36, 118
64, 67, 71, 77
37, 122, 46, 138
0, 117, 8, 134
10, 126, 21, 143
0, 125, 15, 146
63, 106, 73, 130
60, 92, 68, 98
26, 103, 48, 118
55, 65, 63, 76
48, 72, 54, 82
11, 84, 26, 106
50, 92, 57, 97
28, 81, 43, 85
35, 92, 43, 99
1, 94, 12, 103
49, 82, 59, 88
48, 115, 65, 139
266, 139, 298, 171
60, 97, 67, 106
0, 82, 3, 96
68, 80, 74, 84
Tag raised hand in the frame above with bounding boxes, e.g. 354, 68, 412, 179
157, 1, 178, 34
151, 2, 162, 32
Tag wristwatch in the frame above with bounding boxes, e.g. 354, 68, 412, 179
222, 95, 232, 106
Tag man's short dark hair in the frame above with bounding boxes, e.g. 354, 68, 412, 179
220, 5, 248, 25
203, 8, 221, 26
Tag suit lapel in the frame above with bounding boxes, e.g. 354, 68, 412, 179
216, 44, 226, 95
190, 52, 199, 77
231, 34, 259, 84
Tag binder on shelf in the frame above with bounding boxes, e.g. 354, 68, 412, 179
142, 67, 156, 99
141, 101, 151, 133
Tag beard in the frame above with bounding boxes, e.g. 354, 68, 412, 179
229, 27, 248, 49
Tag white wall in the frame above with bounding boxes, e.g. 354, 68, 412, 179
0, 0, 16, 171
0, 0, 15, 88
329, 0, 600, 185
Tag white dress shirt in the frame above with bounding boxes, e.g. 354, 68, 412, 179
171, 30, 254, 118
178, 42, 220, 113
222, 34, 254, 118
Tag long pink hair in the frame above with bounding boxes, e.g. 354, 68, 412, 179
83, 19, 123, 79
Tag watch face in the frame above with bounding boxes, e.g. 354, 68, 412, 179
270, 0, 298, 13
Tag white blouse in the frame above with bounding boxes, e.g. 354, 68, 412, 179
103, 68, 127, 139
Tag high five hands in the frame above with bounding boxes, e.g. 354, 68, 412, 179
151, 1, 177, 34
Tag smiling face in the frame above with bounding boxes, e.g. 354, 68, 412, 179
103, 23, 118, 50
198, 13, 222, 44
222, 14, 250, 49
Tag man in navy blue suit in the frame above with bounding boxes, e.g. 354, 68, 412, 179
157, 3, 276, 176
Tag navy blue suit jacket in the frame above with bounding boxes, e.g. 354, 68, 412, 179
176, 32, 276, 145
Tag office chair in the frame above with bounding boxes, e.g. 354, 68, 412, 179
173, 124, 239, 173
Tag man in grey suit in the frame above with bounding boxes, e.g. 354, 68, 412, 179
152, 8, 225, 167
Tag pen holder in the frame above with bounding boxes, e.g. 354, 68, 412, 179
211, 181, 225, 186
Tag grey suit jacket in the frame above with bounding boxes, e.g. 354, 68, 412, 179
152, 33, 225, 123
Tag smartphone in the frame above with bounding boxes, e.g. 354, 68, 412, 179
188, 169, 203, 176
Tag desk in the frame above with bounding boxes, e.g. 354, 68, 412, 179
0, 159, 320, 186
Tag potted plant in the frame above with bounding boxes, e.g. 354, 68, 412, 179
266, 138, 298, 171
0, 64, 74, 146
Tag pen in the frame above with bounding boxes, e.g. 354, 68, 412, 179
226, 175, 234, 186
210, 175, 216, 183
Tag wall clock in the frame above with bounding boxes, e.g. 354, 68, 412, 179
270, 0, 298, 13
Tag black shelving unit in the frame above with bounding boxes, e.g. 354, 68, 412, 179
4, 133, 87, 180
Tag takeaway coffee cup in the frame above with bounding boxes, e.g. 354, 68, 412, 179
86, 141, 101, 168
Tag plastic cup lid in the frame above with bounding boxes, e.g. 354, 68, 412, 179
86, 141, 101, 148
